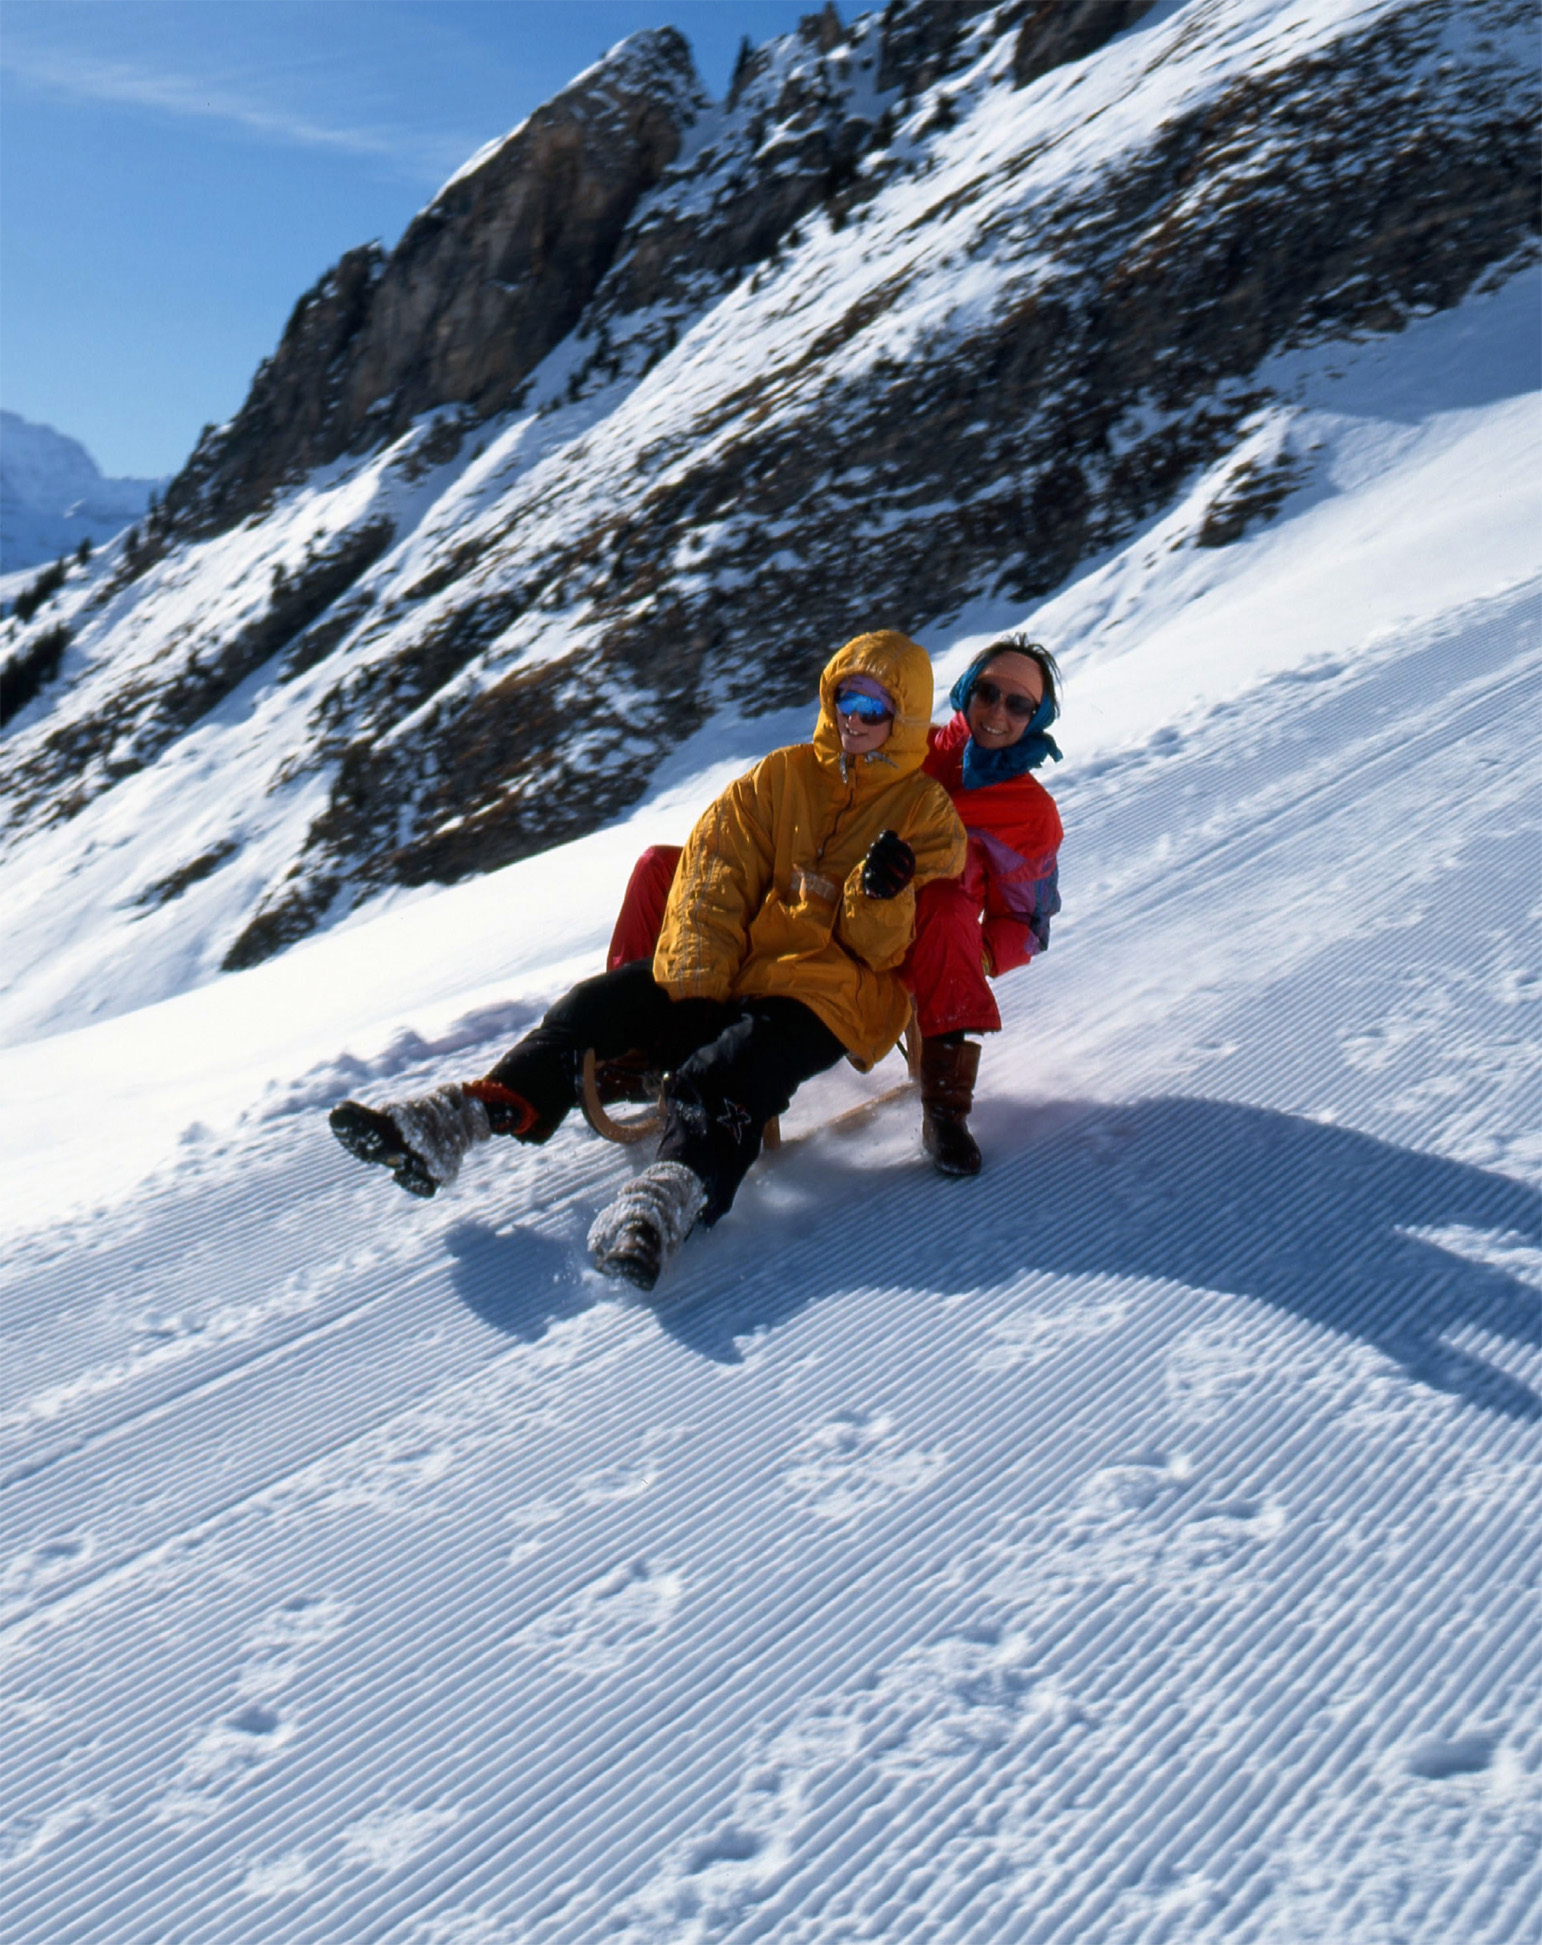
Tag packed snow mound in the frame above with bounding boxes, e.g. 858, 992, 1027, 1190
0, 411, 161, 575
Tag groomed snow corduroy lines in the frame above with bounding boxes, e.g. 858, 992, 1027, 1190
4, 601, 1538, 1935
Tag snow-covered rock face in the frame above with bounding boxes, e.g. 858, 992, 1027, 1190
0, 412, 161, 575
0, 0, 1536, 988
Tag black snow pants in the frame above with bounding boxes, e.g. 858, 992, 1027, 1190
481, 960, 846, 1224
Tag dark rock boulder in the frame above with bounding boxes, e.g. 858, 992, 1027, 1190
877, 0, 994, 95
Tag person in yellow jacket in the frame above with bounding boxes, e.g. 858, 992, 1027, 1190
329, 630, 966, 1290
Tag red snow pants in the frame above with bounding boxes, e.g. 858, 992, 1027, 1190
607, 846, 685, 972
905, 876, 1002, 1037
606, 844, 1000, 1038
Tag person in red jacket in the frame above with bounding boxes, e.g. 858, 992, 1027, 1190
909, 634, 1063, 1174
606, 634, 1064, 1178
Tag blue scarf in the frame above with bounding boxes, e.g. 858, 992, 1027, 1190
949, 667, 1063, 791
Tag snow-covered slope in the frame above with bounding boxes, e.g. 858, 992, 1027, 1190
1, 0, 1534, 995
1, 264, 1537, 1942
0, 412, 161, 576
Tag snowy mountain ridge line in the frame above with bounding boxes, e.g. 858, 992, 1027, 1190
0, 0, 1534, 1007
0, 411, 163, 578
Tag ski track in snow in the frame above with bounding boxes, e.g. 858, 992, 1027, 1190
2, 537, 1539, 1941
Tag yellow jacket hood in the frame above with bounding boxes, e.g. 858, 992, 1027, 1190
812, 630, 935, 778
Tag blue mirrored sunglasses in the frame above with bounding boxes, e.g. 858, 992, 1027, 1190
835, 688, 893, 722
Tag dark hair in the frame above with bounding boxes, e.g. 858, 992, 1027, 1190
970, 634, 1062, 714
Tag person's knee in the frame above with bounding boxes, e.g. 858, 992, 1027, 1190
544, 960, 654, 1036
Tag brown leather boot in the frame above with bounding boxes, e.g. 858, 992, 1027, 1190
919, 1037, 983, 1177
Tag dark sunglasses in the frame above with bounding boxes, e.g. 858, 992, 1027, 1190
835, 689, 893, 722
972, 676, 1043, 722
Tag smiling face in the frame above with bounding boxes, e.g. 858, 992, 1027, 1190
834, 685, 895, 757
837, 708, 893, 757
965, 650, 1045, 751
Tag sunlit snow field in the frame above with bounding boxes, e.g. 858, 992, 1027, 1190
1, 276, 1539, 1939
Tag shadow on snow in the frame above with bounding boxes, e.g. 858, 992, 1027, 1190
447, 1095, 1541, 1417
443, 1223, 589, 1341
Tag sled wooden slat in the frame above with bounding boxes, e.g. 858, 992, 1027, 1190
581, 999, 921, 1149
580, 1049, 663, 1144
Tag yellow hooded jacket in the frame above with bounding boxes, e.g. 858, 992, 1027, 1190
653, 631, 967, 1067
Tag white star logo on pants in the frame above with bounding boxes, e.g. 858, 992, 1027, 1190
716, 1098, 752, 1143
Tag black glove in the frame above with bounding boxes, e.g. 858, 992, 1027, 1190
861, 829, 916, 900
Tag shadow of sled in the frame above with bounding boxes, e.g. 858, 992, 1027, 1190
648, 1095, 1542, 1413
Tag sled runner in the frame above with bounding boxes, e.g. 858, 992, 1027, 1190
577, 1006, 925, 1150
579, 1048, 664, 1145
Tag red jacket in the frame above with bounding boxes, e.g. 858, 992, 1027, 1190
923, 713, 1063, 976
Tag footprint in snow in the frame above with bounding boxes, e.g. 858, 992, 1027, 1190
156, 1702, 298, 1829
975, 1287, 1132, 1373
241, 1847, 318, 1900
339, 1803, 460, 1874
154, 1594, 350, 1828
1, 1534, 94, 1618
578, 1462, 657, 1505
503, 1462, 660, 1565
781, 1408, 947, 1524
513, 1560, 684, 1677
1038, 1457, 1286, 1594
0, 1795, 109, 1869
1405, 1732, 1500, 1780
615, 1627, 1077, 1940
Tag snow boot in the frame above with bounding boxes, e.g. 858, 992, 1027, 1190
919, 1037, 983, 1177
329, 1083, 491, 1198
587, 1161, 707, 1292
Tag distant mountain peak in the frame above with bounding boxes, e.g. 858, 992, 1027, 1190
1, 411, 163, 575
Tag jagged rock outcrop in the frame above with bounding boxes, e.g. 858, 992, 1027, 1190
161, 30, 703, 542
1, 0, 1536, 983
878, 0, 991, 93
165, 1, 1155, 537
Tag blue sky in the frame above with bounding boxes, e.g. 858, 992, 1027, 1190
1, 0, 816, 480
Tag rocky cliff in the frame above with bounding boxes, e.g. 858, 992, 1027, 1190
1, 0, 1535, 982
161, 30, 703, 543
